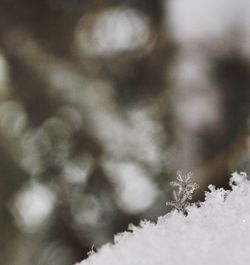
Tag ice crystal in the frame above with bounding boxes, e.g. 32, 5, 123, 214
87, 245, 96, 257
166, 170, 199, 214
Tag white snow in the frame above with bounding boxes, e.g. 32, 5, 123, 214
77, 172, 250, 265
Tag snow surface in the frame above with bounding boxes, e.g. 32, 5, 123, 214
77, 172, 250, 265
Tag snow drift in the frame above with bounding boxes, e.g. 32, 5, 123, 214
77, 172, 250, 265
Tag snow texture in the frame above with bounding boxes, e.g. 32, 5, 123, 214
77, 172, 250, 265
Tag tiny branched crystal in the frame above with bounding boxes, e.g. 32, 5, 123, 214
166, 170, 199, 215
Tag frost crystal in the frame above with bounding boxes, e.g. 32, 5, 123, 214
87, 245, 96, 257
166, 170, 199, 214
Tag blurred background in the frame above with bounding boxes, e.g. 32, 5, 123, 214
0, 0, 250, 264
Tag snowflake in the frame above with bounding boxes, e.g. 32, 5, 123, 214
166, 170, 199, 215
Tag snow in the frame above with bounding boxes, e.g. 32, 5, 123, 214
77, 172, 250, 265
